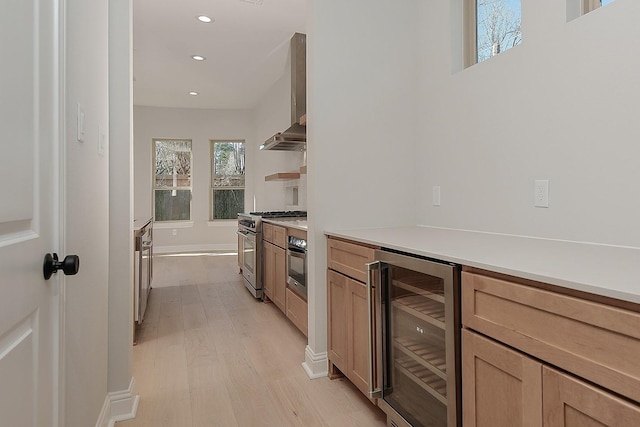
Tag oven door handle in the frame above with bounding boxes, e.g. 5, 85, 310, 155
287, 247, 306, 256
366, 261, 383, 399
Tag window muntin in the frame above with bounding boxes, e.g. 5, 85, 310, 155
470, 0, 522, 65
153, 139, 192, 222
211, 140, 245, 220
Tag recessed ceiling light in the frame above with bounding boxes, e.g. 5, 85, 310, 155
197, 15, 213, 23
191, 55, 206, 61
189, 91, 198, 96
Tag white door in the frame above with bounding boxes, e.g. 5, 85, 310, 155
0, 0, 61, 426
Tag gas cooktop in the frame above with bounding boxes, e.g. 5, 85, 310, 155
249, 210, 307, 218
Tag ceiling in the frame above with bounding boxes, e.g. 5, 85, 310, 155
133, 0, 307, 110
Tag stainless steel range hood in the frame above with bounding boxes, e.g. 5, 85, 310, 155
261, 33, 306, 151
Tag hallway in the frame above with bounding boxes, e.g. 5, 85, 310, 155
118, 253, 386, 426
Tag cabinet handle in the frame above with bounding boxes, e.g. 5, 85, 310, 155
366, 261, 382, 399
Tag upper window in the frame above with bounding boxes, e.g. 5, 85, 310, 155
210, 140, 245, 220
583, 0, 615, 14
153, 139, 192, 222
567, 0, 616, 22
469, 0, 522, 65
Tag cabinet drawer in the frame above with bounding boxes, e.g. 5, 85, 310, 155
286, 288, 308, 336
288, 227, 307, 240
263, 223, 286, 248
327, 238, 376, 283
462, 271, 640, 404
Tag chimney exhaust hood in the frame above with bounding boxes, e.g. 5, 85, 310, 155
260, 33, 306, 151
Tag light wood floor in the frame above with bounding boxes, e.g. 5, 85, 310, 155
118, 253, 387, 427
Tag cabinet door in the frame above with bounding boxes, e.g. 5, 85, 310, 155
273, 245, 286, 312
462, 329, 542, 427
328, 269, 348, 373
263, 242, 274, 300
543, 367, 640, 427
348, 277, 370, 396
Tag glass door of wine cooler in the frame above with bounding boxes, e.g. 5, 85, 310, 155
376, 250, 460, 427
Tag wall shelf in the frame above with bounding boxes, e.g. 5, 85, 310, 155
265, 172, 301, 181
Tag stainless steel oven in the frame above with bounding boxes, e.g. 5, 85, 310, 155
286, 235, 307, 298
237, 211, 306, 299
237, 216, 262, 298
368, 250, 461, 427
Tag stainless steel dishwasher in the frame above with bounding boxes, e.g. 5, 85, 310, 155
134, 219, 153, 324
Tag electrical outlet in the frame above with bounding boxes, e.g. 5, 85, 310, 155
432, 186, 441, 206
172, 229, 177, 236
534, 180, 549, 208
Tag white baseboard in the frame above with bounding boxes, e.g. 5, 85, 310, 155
154, 243, 235, 254
95, 377, 139, 427
302, 345, 328, 379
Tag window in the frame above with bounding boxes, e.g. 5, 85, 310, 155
153, 139, 192, 222
567, 0, 616, 22
467, 0, 522, 65
582, 0, 615, 14
211, 140, 245, 220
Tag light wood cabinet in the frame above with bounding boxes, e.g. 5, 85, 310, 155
263, 222, 308, 336
263, 223, 287, 312
263, 240, 274, 300
327, 237, 378, 399
327, 269, 370, 396
327, 269, 347, 372
462, 270, 640, 404
273, 245, 286, 312
327, 238, 375, 283
462, 329, 542, 427
462, 269, 640, 427
286, 288, 307, 336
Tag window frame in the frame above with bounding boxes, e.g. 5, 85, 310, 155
209, 139, 246, 221
582, 0, 612, 14
152, 138, 193, 223
465, 0, 522, 67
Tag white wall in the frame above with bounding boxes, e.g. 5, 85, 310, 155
416, 0, 640, 248
305, 0, 421, 376
108, 0, 135, 400
252, 52, 306, 212
134, 60, 306, 252
134, 106, 255, 251
64, 0, 110, 425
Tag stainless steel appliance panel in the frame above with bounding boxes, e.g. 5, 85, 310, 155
368, 250, 460, 427
236, 225, 262, 298
135, 221, 153, 324
286, 235, 307, 298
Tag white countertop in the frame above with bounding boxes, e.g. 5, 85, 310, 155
263, 218, 308, 231
326, 226, 640, 304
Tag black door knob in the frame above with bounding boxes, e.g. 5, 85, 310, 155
43, 253, 80, 280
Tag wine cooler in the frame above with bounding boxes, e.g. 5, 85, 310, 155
367, 250, 461, 427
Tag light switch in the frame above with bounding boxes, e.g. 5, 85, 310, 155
98, 125, 106, 156
432, 186, 441, 206
77, 103, 85, 142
